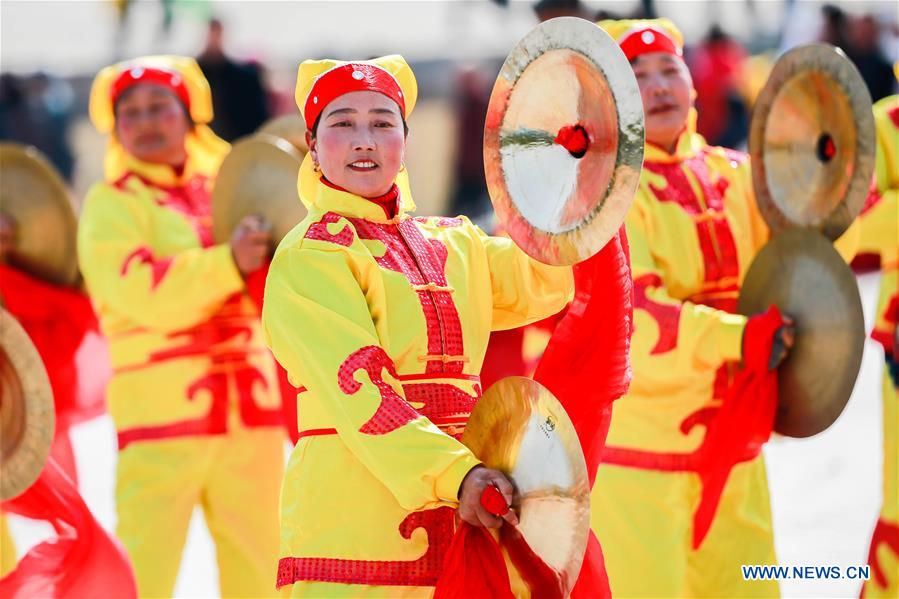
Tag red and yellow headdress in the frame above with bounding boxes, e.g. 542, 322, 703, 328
294, 55, 418, 210
89, 55, 229, 181
597, 18, 685, 62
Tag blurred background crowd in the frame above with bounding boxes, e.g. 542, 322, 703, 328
3, 0, 897, 229
2, 2, 897, 597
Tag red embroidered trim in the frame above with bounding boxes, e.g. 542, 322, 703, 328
117, 369, 229, 450
888, 105, 899, 129
601, 443, 759, 472
114, 172, 215, 247
866, 517, 899, 588
413, 216, 464, 228
633, 273, 681, 355
296, 428, 337, 439
305, 212, 354, 247
338, 346, 420, 435
120, 246, 173, 290
276, 507, 454, 588
645, 153, 740, 297
347, 217, 466, 374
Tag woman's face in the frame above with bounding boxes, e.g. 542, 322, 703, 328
631, 52, 693, 152
114, 84, 190, 166
309, 90, 406, 198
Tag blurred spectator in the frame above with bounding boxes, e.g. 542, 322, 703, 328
0, 73, 75, 182
196, 18, 271, 141
689, 25, 750, 148
533, 0, 588, 22
448, 66, 491, 221
820, 4, 851, 49
846, 14, 895, 102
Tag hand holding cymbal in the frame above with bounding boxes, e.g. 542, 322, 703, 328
230, 214, 272, 276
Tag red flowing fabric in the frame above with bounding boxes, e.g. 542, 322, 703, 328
246, 264, 301, 443
533, 227, 634, 599
434, 524, 514, 599
0, 265, 107, 429
0, 458, 137, 599
690, 305, 785, 548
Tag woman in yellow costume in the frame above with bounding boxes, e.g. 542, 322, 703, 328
590, 19, 799, 597
77, 56, 284, 597
262, 55, 573, 597
859, 88, 899, 599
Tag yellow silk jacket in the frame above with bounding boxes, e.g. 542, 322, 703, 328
603, 123, 770, 458
78, 153, 283, 449
262, 172, 572, 588
860, 95, 899, 356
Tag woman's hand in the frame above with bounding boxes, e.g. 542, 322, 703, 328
457, 466, 519, 529
768, 315, 796, 370
230, 214, 271, 276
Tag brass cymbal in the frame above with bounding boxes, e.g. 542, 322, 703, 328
257, 114, 310, 154
462, 376, 590, 596
212, 133, 307, 247
738, 229, 865, 438
0, 308, 55, 501
0, 143, 79, 286
749, 44, 875, 241
484, 16, 643, 266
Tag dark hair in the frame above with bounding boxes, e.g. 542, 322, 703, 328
113, 85, 193, 127
309, 112, 409, 141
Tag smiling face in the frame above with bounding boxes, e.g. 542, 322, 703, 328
114, 83, 190, 166
308, 90, 406, 198
631, 52, 693, 152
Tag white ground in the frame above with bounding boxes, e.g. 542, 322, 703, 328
6, 273, 887, 598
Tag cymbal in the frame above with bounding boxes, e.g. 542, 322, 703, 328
257, 114, 310, 154
462, 376, 590, 596
0, 143, 79, 286
738, 229, 865, 437
1, 308, 55, 500
484, 16, 643, 266
212, 133, 307, 247
749, 44, 875, 241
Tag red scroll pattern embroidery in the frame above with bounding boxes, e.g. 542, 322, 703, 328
276, 506, 454, 588
645, 154, 740, 297
348, 217, 466, 374
120, 247, 173, 290
646, 154, 743, 403
338, 345, 419, 435
114, 172, 215, 247
633, 274, 681, 355
305, 212, 354, 247
866, 517, 899, 590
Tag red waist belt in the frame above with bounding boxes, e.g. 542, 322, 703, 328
601, 444, 760, 472
117, 367, 284, 450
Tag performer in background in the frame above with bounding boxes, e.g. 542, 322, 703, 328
0, 145, 107, 576
859, 84, 899, 599
77, 55, 283, 598
263, 54, 575, 597
591, 19, 796, 597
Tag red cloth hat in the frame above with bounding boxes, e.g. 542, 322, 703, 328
302, 63, 406, 131
110, 66, 191, 110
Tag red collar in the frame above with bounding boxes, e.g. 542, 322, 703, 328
321, 178, 400, 219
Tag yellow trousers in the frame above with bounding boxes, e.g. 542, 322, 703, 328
0, 513, 14, 578
593, 455, 779, 598
116, 424, 283, 598
864, 368, 898, 598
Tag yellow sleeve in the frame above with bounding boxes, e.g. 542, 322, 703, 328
627, 200, 746, 392
262, 239, 481, 512
476, 229, 574, 331
77, 182, 244, 331
858, 98, 899, 257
